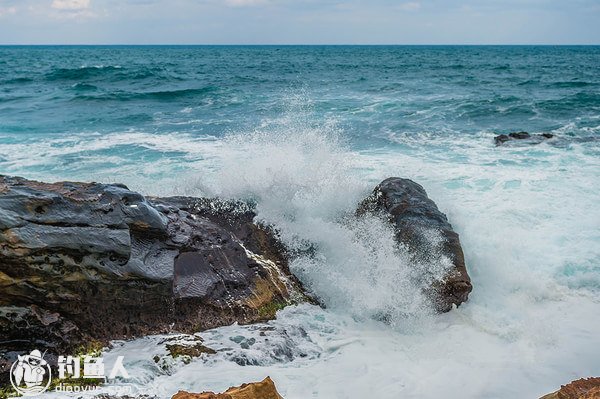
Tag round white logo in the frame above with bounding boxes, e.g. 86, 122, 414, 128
9, 349, 52, 397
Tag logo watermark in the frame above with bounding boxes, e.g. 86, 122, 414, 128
8, 348, 131, 397
10, 350, 51, 396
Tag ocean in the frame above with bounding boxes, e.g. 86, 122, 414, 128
1, 45, 599, 398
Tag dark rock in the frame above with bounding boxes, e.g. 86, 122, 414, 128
494, 131, 554, 146
358, 177, 472, 312
0, 175, 306, 368
509, 131, 531, 140
494, 134, 510, 145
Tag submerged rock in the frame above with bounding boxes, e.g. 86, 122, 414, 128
494, 131, 554, 145
171, 376, 283, 399
0, 175, 305, 363
540, 377, 600, 399
358, 177, 473, 312
165, 341, 217, 359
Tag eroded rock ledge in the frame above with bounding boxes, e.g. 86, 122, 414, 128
0, 175, 306, 358
172, 376, 283, 399
0, 175, 473, 374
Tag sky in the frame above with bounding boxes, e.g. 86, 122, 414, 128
0, 0, 599, 45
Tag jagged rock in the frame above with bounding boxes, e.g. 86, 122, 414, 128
358, 177, 472, 312
0, 175, 306, 374
494, 131, 554, 145
171, 376, 283, 399
166, 341, 217, 358
540, 377, 600, 399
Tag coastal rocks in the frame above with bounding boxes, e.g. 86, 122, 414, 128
0, 175, 305, 359
145, 335, 218, 370
171, 376, 283, 399
494, 131, 554, 145
540, 378, 600, 399
358, 177, 472, 312
165, 341, 217, 359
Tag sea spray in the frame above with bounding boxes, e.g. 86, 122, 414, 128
200, 98, 453, 324
12, 46, 600, 399
40, 103, 600, 399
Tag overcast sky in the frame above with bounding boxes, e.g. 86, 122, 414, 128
0, 0, 599, 44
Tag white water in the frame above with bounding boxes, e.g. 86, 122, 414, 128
41, 106, 600, 399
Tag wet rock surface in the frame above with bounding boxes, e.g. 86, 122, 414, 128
494, 131, 554, 145
0, 174, 477, 389
358, 177, 473, 312
0, 175, 305, 373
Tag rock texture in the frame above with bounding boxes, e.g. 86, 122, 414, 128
0, 174, 476, 385
494, 131, 554, 145
358, 177, 472, 312
540, 378, 600, 399
171, 376, 283, 399
0, 176, 305, 364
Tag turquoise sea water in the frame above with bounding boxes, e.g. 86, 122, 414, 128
2, 46, 600, 399
0, 46, 599, 182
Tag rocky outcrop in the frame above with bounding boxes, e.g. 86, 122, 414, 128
0, 175, 305, 361
540, 378, 600, 399
494, 131, 554, 145
172, 376, 283, 399
0, 174, 475, 375
358, 177, 472, 312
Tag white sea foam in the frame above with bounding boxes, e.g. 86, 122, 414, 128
8, 98, 600, 399
0, 130, 224, 195
194, 99, 457, 323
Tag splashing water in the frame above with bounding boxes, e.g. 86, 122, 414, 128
196, 99, 454, 324
4, 46, 599, 399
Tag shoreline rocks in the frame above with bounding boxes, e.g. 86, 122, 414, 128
0, 174, 590, 399
358, 177, 472, 312
0, 175, 306, 361
172, 376, 283, 399
0, 174, 475, 388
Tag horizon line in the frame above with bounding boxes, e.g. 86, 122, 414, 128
1, 43, 599, 46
